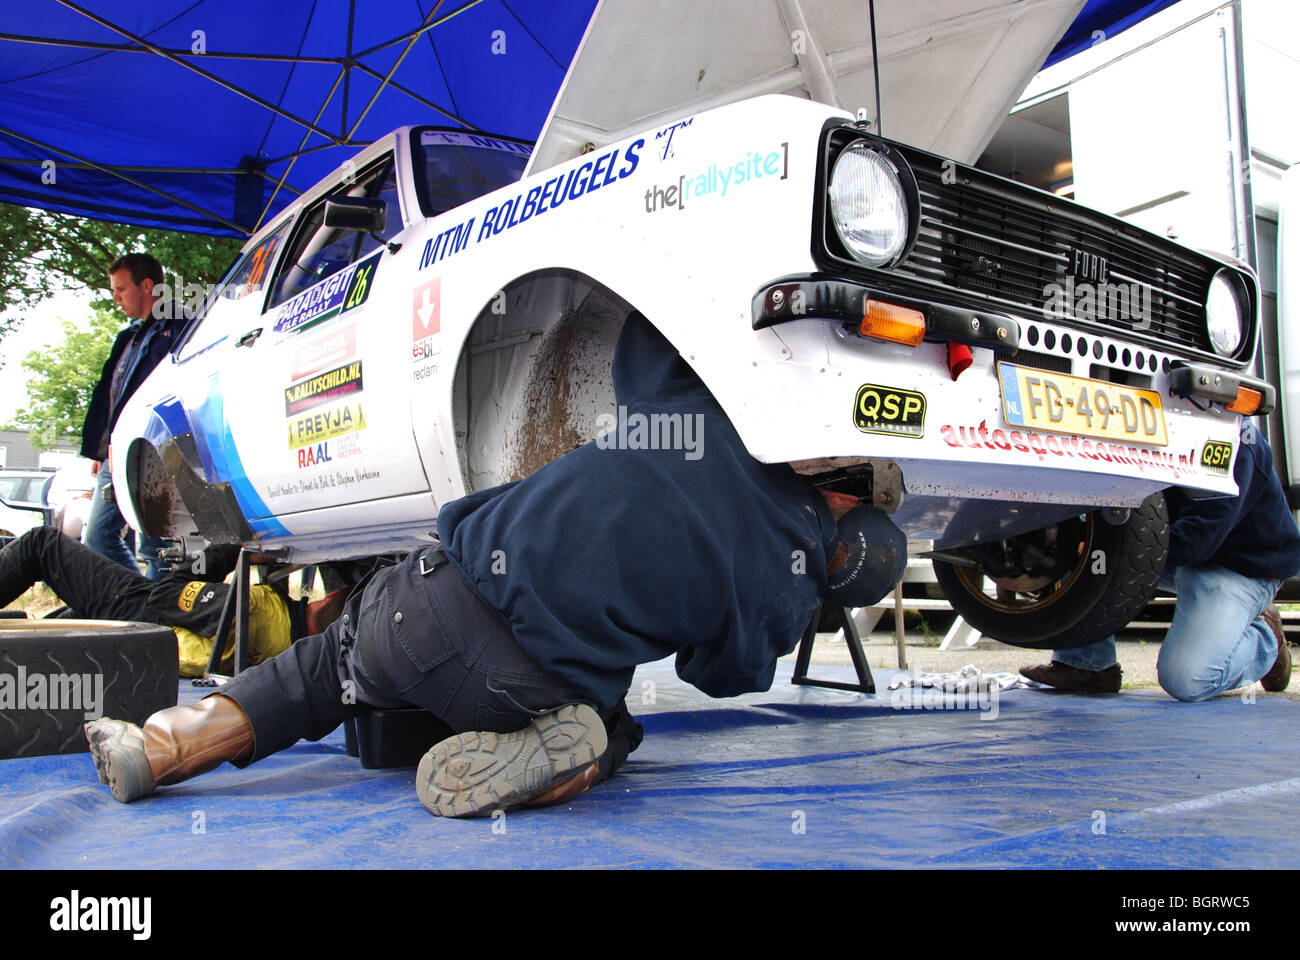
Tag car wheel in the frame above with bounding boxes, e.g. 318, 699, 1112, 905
0, 619, 178, 758
931, 493, 1169, 649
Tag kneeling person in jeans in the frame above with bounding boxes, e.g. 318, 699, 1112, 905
1022, 417, 1297, 698
85, 315, 908, 817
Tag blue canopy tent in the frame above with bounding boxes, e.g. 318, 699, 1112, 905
1044, 0, 1182, 68
0, 0, 1180, 239
0, 0, 1180, 240
0, 0, 599, 237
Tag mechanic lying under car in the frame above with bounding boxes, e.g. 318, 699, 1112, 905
1022, 416, 1297, 697
84, 313, 908, 816
0, 528, 347, 675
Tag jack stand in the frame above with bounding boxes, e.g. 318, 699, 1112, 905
791, 602, 876, 694
194, 548, 252, 686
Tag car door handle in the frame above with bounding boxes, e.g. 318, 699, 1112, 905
237, 327, 263, 348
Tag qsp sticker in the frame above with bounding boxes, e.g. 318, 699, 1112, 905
178, 581, 204, 613
1200, 439, 1233, 475
853, 384, 926, 438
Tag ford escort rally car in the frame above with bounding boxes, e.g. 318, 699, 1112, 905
111, 94, 1272, 649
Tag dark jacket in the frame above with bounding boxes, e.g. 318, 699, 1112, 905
1166, 420, 1300, 581
437, 313, 838, 712
80, 312, 184, 461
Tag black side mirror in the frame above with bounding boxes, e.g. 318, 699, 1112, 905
323, 195, 387, 233
322, 195, 402, 254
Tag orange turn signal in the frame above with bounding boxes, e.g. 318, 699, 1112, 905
1226, 386, 1262, 415
859, 300, 926, 347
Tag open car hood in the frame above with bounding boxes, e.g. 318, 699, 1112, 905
526, 0, 1086, 175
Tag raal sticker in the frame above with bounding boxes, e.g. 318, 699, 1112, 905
853, 384, 926, 438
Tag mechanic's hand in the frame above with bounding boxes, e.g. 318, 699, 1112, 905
91, 460, 101, 477
822, 490, 859, 521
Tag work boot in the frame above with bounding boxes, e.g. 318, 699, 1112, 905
416, 703, 607, 817
1260, 605, 1292, 693
522, 763, 602, 808
1020, 660, 1122, 693
85, 695, 255, 803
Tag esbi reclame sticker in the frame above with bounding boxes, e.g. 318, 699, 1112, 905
853, 384, 926, 438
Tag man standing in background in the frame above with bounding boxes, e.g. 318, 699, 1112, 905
79, 253, 185, 580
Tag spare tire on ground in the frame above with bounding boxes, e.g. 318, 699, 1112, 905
0, 619, 177, 759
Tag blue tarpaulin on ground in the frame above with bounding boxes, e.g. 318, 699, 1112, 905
3, 658, 1296, 869
0, 1, 1178, 238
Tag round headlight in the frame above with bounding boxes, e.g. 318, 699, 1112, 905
828, 141, 908, 267
1206, 271, 1243, 357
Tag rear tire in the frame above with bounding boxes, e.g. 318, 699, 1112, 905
932, 494, 1169, 649
0, 620, 177, 758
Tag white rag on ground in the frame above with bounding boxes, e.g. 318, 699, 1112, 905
886, 664, 1045, 692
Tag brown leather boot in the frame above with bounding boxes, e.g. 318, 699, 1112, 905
1260, 605, 1292, 693
85, 695, 255, 803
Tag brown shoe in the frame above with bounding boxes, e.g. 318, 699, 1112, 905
1260, 605, 1291, 692
1020, 660, 1122, 693
85, 695, 255, 803
522, 762, 601, 808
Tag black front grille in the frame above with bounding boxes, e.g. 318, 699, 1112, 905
892, 149, 1220, 360
1007, 348, 1072, 375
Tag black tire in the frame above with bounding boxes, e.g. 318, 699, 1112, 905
0, 610, 27, 619
932, 494, 1169, 649
0, 619, 178, 759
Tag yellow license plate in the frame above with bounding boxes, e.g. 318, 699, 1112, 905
997, 363, 1167, 446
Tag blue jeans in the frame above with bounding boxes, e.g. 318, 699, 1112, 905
1055, 566, 1282, 701
83, 462, 167, 581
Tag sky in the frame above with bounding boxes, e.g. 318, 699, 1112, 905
0, 287, 97, 426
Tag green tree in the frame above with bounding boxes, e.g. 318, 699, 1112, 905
6, 306, 122, 450
0, 203, 242, 342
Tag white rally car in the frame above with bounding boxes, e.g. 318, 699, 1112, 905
111, 1, 1272, 649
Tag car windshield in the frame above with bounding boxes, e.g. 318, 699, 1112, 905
417, 131, 531, 216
